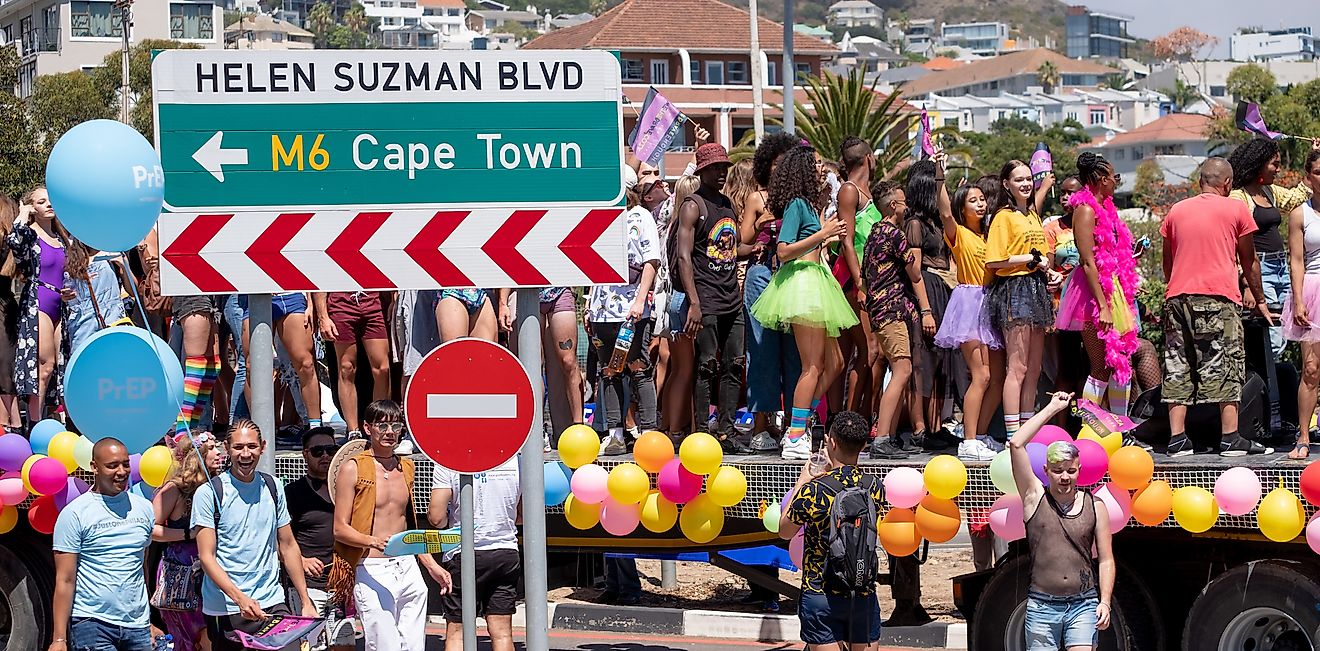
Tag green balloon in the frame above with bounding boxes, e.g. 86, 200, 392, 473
990, 451, 1018, 495
762, 502, 781, 534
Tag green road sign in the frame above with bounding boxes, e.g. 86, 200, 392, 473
151, 50, 625, 212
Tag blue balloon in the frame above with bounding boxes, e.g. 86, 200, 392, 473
30, 419, 64, 455
64, 327, 183, 454
45, 119, 164, 253
544, 461, 571, 507
129, 481, 156, 501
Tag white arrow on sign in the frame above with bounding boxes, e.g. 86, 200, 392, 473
192, 131, 249, 183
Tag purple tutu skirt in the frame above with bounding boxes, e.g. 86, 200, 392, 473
934, 284, 1002, 349
1283, 276, 1320, 342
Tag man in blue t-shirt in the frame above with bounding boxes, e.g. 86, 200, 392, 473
50, 437, 155, 651
193, 421, 315, 651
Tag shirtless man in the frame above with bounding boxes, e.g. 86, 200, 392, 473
332, 400, 452, 651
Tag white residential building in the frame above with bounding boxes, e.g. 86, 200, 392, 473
1, 0, 221, 97
826, 0, 880, 29
888, 17, 934, 55
359, 0, 422, 30
915, 88, 1171, 136
1230, 28, 1315, 63
419, 0, 467, 44
940, 21, 1009, 56
1083, 113, 1213, 192
225, 13, 313, 49
1140, 59, 1320, 105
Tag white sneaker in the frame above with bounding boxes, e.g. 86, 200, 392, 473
958, 438, 997, 462
599, 435, 627, 456
749, 431, 781, 453
781, 434, 812, 461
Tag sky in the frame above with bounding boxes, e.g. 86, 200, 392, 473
1081, 0, 1320, 57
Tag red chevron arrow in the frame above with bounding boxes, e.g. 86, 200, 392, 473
483, 210, 548, 285
246, 213, 315, 290
561, 208, 624, 284
327, 212, 393, 289
162, 214, 236, 293
406, 211, 473, 286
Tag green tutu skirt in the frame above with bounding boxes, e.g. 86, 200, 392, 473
750, 259, 860, 337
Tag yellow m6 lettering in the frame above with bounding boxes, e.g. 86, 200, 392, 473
272, 134, 329, 171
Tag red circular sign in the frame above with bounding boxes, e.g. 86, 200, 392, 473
404, 337, 535, 473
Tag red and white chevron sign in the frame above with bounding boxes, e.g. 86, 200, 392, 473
158, 208, 626, 295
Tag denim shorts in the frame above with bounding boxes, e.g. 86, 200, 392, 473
70, 616, 152, 651
666, 291, 689, 336
798, 591, 882, 645
1025, 590, 1099, 650
238, 293, 308, 322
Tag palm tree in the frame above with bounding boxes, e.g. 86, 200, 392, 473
1162, 79, 1201, 112
344, 3, 369, 47
776, 68, 919, 178
1100, 73, 1133, 91
306, 2, 335, 47
1036, 61, 1061, 94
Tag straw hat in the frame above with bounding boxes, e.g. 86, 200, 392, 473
326, 439, 367, 505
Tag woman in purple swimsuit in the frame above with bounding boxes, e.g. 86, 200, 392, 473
7, 187, 68, 422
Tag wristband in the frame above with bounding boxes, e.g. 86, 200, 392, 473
920, 309, 932, 316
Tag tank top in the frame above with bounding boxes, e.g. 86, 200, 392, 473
752, 191, 781, 268
1302, 201, 1320, 274
1025, 490, 1097, 597
1251, 187, 1284, 254
685, 188, 740, 315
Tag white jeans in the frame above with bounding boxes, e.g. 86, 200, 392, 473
354, 557, 429, 651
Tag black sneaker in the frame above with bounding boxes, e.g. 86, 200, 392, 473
1220, 436, 1274, 457
1194, 442, 1219, 455
896, 431, 922, 453
1166, 434, 1193, 457
869, 439, 910, 459
924, 427, 962, 451
719, 434, 754, 455
1121, 433, 1153, 451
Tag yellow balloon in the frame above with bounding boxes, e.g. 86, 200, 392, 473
139, 446, 174, 488
0, 505, 15, 534
557, 424, 600, 469
923, 455, 968, 500
1257, 487, 1307, 543
563, 494, 601, 530
706, 466, 748, 507
73, 436, 94, 472
1171, 486, 1218, 533
678, 432, 723, 475
606, 463, 650, 505
21, 454, 44, 495
47, 432, 79, 473
679, 494, 724, 543
639, 490, 678, 533
1077, 426, 1122, 457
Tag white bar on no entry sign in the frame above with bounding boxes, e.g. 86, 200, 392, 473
427, 393, 516, 419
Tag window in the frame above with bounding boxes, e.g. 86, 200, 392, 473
705, 61, 723, 85
271, 31, 285, 41
401, 1, 415, 7
767, 60, 778, 84
1115, 149, 1125, 160
650, 59, 669, 85
621, 58, 642, 82
1090, 109, 1106, 125
689, 59, 700, 84
1210, 85, 1226, 97
943, 117, 959, 128
795, 62, 811, 79
170, 3, 214, 39
403, 16, 418, 25
379, 1, 393, 6
727, 60, 747, 84
70, 2, 124, 38
448, 8, 460, 15
1, 25, 10, 44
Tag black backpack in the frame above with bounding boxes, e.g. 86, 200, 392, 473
821, 473, 880, 594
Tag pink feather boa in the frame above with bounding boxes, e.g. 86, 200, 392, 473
1067, 187, 1139, 384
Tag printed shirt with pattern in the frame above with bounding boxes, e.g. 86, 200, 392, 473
587, 206, 661, 322
862, 220, 915, 327
786, 465, 885, 595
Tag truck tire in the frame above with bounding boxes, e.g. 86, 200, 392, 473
970, 556, 1162, 650
0, 532, 51, 649
1182, 559, 1320, 651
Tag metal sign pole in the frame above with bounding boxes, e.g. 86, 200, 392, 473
516, 288, 549, 651
249, 294, 275, 474
782, 0, 795, 134
460, 473, 478, 651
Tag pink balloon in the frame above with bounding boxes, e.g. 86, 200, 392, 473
884, 467, 926, 509
0, 477, 25, 506
1035, 425, 1073, 447
569, 464, 609, 505
599, 498, 641, 536
53, 477, 89, 510
1214, 467, 1262, 516
27, 457, 68, 496
1094, 483, 1131, 533
989, 495, 1026, 541
789, 529, 805, 569
657, 459, 702, 504
1075, 439, 1108, 486
1308, 513, 1320, 555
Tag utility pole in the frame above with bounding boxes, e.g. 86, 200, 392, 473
113, 0, 131, 124
749, 0, 764, 143
782, 0, 794, 134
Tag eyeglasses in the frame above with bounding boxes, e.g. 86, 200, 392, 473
307, 444, 340, 458
370, 422, 405, 433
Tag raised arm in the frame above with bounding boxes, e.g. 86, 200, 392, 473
1033, 172, 1056, 216
1007, 392, 1072, 513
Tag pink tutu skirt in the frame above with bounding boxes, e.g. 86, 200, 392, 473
1055, 273, 1136, 333
934, 284, 1002, 349
1283, 276, 1320, 342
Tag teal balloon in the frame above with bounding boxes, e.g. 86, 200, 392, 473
763, 502, 781, 534
30, 420, 63, 455
544, 462, 571, 506
990, 450, 1017, 495
129, 481, 155, 501
63, 327, 184, 453
45, 119, 163, 252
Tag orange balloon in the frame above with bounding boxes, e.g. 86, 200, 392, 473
1131, 480, 1173, 526
878, 508, 921, 557
632, 431, 675, 474
1108, 447, 1155, 491
914, 496, 961, 543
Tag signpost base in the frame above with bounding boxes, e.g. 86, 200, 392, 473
516, 289, 548, 651
249, 294, 275, 475
460, 473, 477, 651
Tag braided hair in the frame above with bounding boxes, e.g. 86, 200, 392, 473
1227, 139, 1280, 189
1076, 151, 1112, 187
768, 145, 823, 218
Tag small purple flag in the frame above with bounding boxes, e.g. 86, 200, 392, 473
628, 87, 688, 168
912, 111, 935, 161
226, 614, 324, 650
1030, 142, 1053, 187
1072, 398, 1137, 435
1235, 101, 1284, 140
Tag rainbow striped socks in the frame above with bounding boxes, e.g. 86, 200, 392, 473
181, 355, 220, 429
786, 407, 811, 441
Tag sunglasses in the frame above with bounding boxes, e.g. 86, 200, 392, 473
370, 422, 405, 433
307, 444, 340, 458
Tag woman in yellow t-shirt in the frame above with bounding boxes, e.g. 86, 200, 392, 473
933, 155, 1004, 461
984, 160, 1059, 437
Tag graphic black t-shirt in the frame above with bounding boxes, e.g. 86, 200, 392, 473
686, 187, 740, 315
285, 475, 334, 590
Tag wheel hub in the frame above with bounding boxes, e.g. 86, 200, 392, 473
1221, 607, 1312, 651
1002, 601, 1027, 651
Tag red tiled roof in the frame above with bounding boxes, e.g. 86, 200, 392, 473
523, 0, 838, 54
622, 85, 919, 117
922, 56, 962, 71
900, 48, 1118, 97
1088, 113, 1212, 147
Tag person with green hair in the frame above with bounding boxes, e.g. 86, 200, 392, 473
1008, 392, 1115, 651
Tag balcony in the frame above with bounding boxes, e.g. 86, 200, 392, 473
20, 28, 60, 56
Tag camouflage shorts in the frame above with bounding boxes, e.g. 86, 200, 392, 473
1162, 294, 1245, 405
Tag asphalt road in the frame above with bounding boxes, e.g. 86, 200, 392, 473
373, 628, 958, 650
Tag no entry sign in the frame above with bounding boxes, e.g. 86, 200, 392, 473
405, 338, 534, 473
